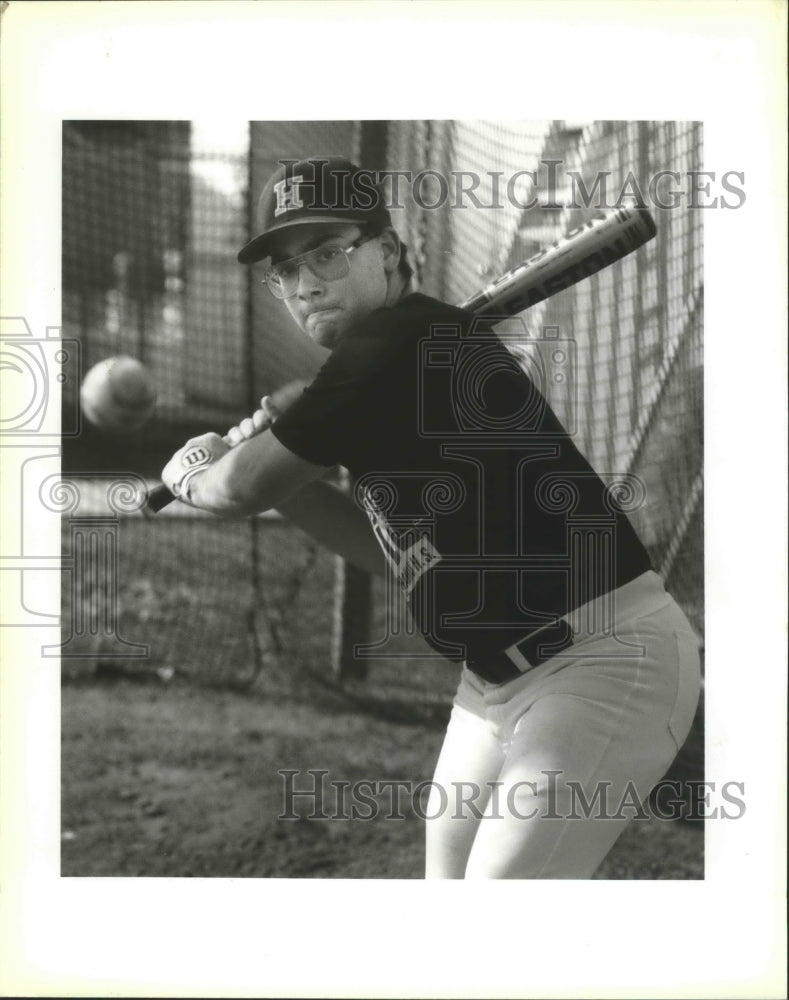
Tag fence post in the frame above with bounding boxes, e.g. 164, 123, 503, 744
330, 469, 370, 681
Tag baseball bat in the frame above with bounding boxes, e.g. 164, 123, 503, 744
460, 206, 656, 317
146, 206, 656, 513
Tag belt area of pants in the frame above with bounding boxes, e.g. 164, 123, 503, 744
463, 572, 666, 685
465, 619, 575, 685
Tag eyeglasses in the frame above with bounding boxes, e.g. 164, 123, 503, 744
263, 233, 377, 299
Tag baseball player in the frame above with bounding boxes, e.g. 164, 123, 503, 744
162, 156, 702, 879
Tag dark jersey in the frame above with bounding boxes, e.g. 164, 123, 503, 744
272, 293, 651, 662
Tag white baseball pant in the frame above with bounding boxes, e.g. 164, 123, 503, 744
425, 571, 702, 878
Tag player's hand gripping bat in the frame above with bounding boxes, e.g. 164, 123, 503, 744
146, 206, 656, 513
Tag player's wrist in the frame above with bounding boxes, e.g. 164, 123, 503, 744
175, 466, 208, 507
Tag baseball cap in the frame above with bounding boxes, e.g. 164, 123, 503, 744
237, 156, 393, 264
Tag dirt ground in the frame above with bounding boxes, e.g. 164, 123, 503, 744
61, 671, 703, 879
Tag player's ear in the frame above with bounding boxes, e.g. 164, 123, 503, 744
378, 227, 402, 274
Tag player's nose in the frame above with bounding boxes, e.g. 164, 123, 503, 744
295, 261, 325, 298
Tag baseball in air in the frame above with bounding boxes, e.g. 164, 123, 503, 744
80, 356, 157, 434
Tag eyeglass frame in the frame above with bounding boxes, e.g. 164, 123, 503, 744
261, 231, 379, 299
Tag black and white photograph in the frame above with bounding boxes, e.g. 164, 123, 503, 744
1, 3, 786, 998
58, 118, 707, 881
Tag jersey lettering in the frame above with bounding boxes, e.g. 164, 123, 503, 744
361, 488, 442, 595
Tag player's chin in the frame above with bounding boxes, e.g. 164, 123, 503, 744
306, 315, 345, 349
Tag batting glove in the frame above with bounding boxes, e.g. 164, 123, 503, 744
161, 432, 230, 506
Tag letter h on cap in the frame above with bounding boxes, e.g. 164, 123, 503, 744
274, 174, 306, 218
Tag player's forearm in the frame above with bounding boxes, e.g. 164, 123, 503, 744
274, 481, 388, 578
186, 430, 325, 518
189, 462, 388, 575
187, 469, 254, 518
